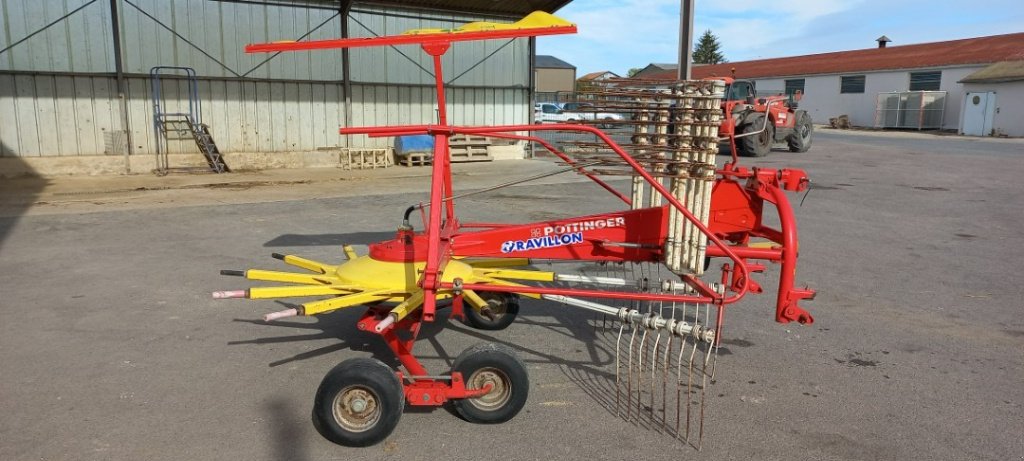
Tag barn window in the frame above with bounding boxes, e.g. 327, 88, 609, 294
784, 79, 805, 96
909, 71, 941, 91
840, 75, 865, 93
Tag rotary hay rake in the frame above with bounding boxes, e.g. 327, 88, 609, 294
214, 11, 815, 448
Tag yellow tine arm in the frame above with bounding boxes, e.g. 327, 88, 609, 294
343, 245, 359, 260
474, 267, 555, 282
464, 258, 531, 268
389, 290, 426, 322
462, 289, 489, 312
301, 289, 393, 316
273, 253, 335, 274
246, 269, 340, 285
248, 285, 360, 299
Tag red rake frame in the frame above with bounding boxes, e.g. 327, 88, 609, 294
244, 22, 815, 407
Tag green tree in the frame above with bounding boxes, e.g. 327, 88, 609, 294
627, 67, 643, 77
693, 30, 726, 65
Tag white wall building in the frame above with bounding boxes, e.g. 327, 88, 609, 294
645, 32, 1024, 136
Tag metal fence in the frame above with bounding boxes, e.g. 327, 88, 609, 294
874, 91, 947, 130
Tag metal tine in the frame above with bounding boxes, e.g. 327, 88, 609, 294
685, 304, 700, 444
650, 317, 662, 423
662, 298, 675, 427
615, 323, 625, 417
709, 305, 722, 380
635, 265, 649, 422
637, 326, 649, 421
675, 307, 690, 439
626, 320, 638, 421
698, 302, 715, 450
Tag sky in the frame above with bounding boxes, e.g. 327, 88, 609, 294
537, 0, 1024, 76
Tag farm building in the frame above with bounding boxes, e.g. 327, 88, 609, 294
533, 54, 576, 98
0, 0, 572, 176
642, 32, 1024, 136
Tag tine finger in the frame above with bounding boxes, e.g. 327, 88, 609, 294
627, 323, 637, 421
615, 323, 625, 417
676, 325, 688, 439
651, 331, 661, 422
638, 328, 649, 420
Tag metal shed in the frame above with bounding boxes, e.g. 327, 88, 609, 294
0, 0, 572, 175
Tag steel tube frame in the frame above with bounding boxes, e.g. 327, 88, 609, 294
341, 122, 751, 304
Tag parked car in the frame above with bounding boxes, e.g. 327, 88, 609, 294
534, 102, 571, 124
559, 102, 625, 125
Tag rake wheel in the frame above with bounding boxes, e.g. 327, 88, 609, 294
313, 358, 404, 447
451, 343, 529, 424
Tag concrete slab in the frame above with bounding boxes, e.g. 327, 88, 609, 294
0, 133, 1022, 460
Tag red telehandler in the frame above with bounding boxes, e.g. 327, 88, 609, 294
715, 77, 814, 156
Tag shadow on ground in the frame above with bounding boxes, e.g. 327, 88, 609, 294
0, 150, 48, 253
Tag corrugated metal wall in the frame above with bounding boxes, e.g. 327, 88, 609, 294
0, 0, 530, 158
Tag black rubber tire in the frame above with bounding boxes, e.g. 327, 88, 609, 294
787, 112, 813, 153
451, 343, 529, 424
465, 292, 519, 331
739, 114, 773, 157
313, 358, 404, 447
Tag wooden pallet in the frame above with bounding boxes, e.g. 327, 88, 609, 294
399, 153, 432, 167
342, 148, 392, 170
448, 134, 493, 162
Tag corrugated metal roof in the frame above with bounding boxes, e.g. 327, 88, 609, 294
644, 32, 1024, 80
535, 54, 574, 69
960, 60, 1024, 83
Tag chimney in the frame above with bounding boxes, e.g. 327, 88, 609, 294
876, 35, 891, 49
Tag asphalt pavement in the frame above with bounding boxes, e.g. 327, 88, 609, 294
1, 129, 1022, 460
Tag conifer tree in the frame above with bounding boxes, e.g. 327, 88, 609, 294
693, 30, 726, 65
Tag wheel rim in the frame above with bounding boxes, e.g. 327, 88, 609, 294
478, 294, 508, 322
759, 128, 771, 146
332, 385, 381, 433
800, 121, 811, 139
485, 296, 508, 318
466, 367, 512, 411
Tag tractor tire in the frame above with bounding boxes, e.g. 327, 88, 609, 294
787, 112, 813, 153
465, 292, 519, 331
451, 343, 529, 424
313, 358, 404, 447
739, 114, 773, 157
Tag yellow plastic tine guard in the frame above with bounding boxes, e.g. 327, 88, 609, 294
272, 253, 335, 274
473, 267, 555, 282
343, 245, 359, 260
248, 285, 360, 299
246, 269, 340, 285
301, 289, 394, 316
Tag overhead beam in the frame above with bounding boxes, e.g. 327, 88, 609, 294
678, 0, 694, 80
